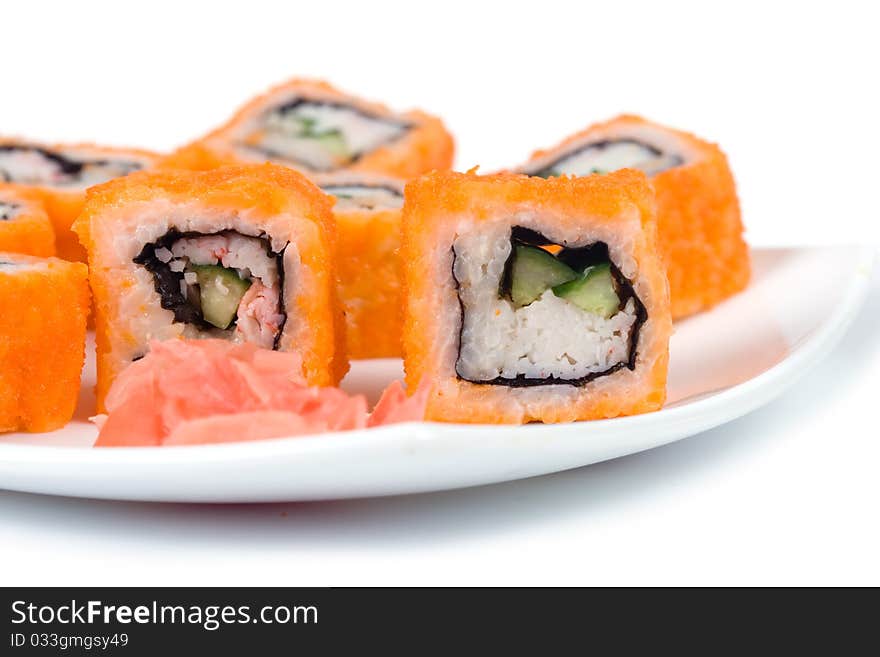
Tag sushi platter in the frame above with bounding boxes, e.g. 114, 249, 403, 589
0, 245, 872, 501
0, 77, 874, 501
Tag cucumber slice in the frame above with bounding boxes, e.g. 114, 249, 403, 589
292, 116, 350, 157
551, 263, 620, 318
315, 130, 349, 158
296, 116, 318, 133
508, 244, 578, 308
191, 265, 252, 330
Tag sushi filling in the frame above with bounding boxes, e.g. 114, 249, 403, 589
320, 183, 404, 211
529, 139, 683, 178
134, 230, 286, 350
0, 201, 20, 221
453, 226, 646, 386
245, 99, 410, 172
0, 258, 44, 272
0, 145, 144, 188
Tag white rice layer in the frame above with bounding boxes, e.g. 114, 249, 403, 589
453, 226, 637, 381
0, 201, 20, 221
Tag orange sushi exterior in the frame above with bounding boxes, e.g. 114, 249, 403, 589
402, 169, 672, 424
158, 141, 237, 172
315, 174, 406, 359
0, 186, 55, 257
525, 116, 749, 319
0, 254, 89, 432
162, 78, 454, 178
75, 164, 347, 410
0, 139, 160, 262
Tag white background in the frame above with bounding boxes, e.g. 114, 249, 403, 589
1, 0, 878, 585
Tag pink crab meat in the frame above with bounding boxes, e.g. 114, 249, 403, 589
235, 281, 285, 349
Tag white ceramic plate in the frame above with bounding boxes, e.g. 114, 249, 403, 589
0, 246, 874, 502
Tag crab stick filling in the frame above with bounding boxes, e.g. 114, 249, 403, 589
134, 230, 286, 350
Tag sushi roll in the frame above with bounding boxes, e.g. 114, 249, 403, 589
0, 186, 55, 257
516, 115, 749, 319
73, 164, 347, 409
0, 253, 89, 432
0, 138, 160, 261
403, 169, 672, 424
315, 172, 405, 359
162, 78, 454, 178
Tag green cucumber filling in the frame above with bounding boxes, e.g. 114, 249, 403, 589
551, 263, 619, 318
504, 244, 620, 318
190, 265, 252, 329
293, 117, 349, 157
508, 244, 579, 307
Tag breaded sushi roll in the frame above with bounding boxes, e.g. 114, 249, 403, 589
0, 186, 55, 257
315, 172, 405, 359
0, 138, 160, 261
516, 115, 749, 319
0, 253, 89, 432
403, 169, 672, 424
73, 164, 347, 409
163, 79, 454, 178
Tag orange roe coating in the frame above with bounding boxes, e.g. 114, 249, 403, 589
158, 142, 237, 172
652, 149, 748, 318
36, 190, 89, 262
0, 186, 55, 257
162, 78, 454, 178
0, 254, 89, 432
75, 164, 347, 410
334, 203, 403, 358
315, 173, 406, 358
402, 169, 672, 424
526, 115, 749, 319
0, 139, 161, 262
